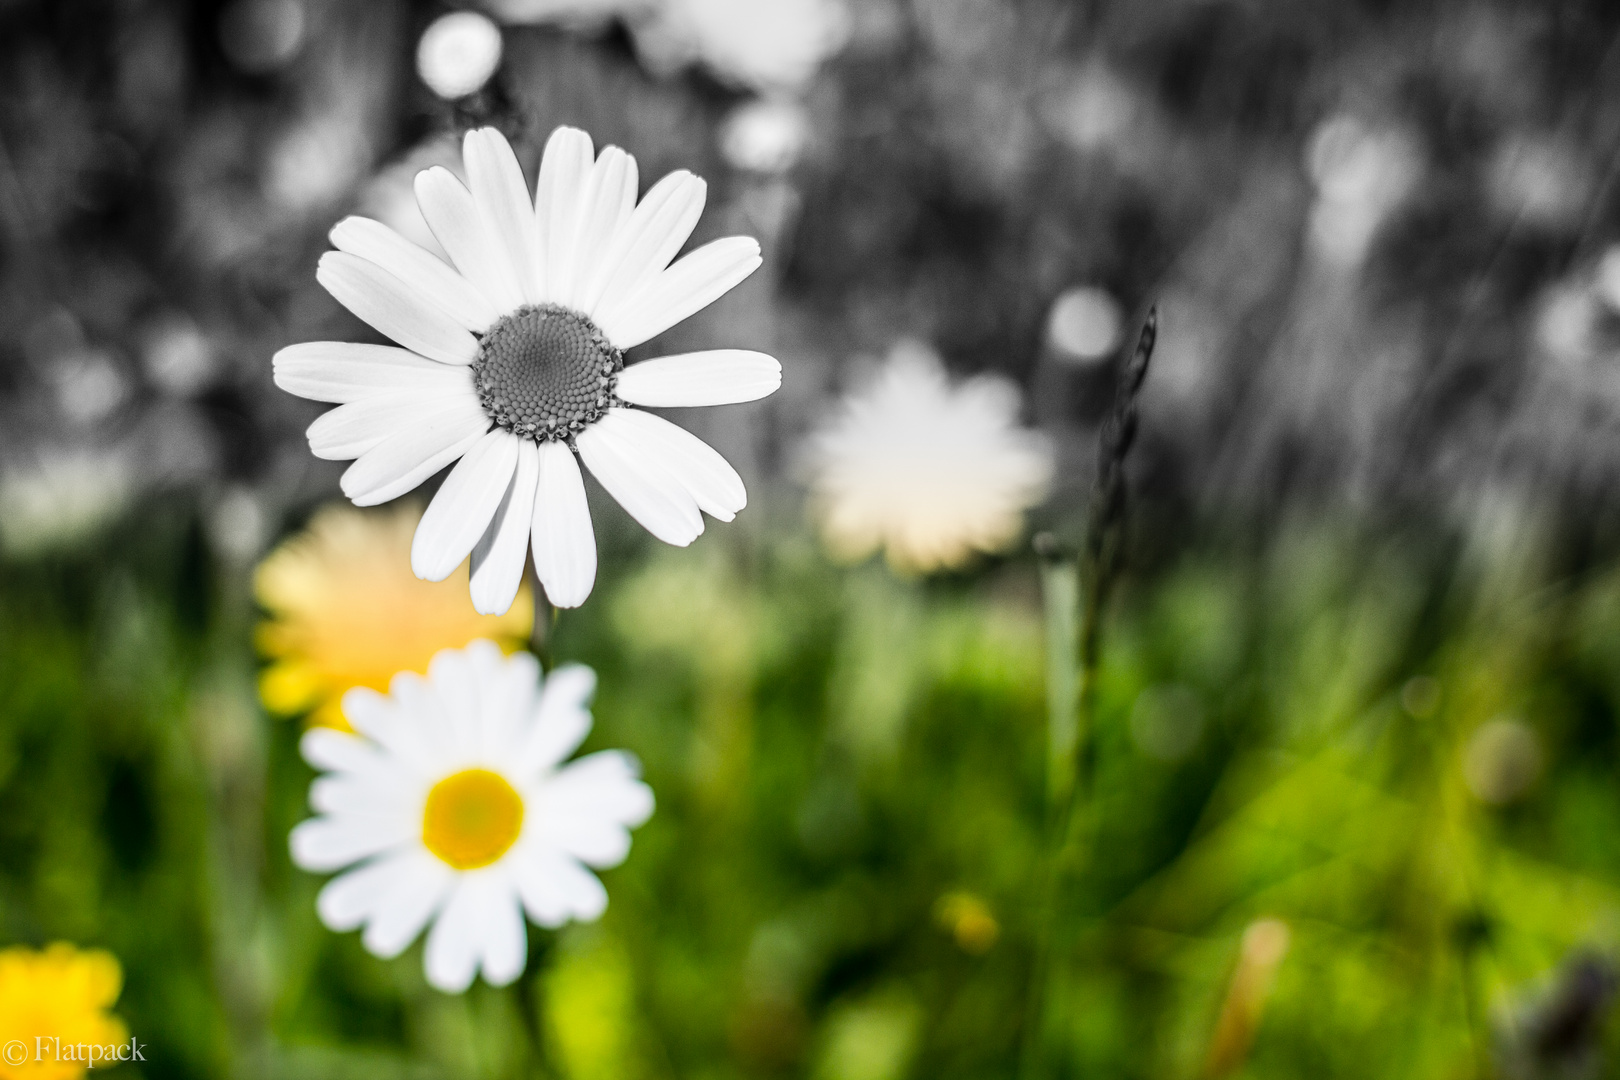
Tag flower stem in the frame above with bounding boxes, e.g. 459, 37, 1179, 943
1038, 546, 1080, 813
514, 964, 552, 1079
530, 577, 555, 670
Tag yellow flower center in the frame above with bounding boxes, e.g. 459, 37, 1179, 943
422, 769, 525, 870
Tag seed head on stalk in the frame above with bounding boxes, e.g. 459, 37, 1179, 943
1021, 304, 1157, 1080
1083, 305, 1158, 633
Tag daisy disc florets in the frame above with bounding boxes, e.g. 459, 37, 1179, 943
472, 304, 622, 440
273, 125, 783, 614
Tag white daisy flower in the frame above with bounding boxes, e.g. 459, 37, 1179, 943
289, 640, 653, 993
274, 126, 782, 613
805, 340, 1054, 573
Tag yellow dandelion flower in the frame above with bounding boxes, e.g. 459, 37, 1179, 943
256, 502, 532, 729
0, 943, 127, 1079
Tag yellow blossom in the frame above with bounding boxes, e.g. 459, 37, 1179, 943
255, 502, 532, 729
0, 943, 127, 1079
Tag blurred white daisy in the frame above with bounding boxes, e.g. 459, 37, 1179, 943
0, 448, 134, 557
805, 341, 1053, 573
290, 640, 653, 993
634, 0, 849, 92
275, 125, 781, 612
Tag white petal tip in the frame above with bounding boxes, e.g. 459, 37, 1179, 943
471, 593, 516, 616
327, 216, 360, 245
427, 973, 476, 995
413, 561, 458, 584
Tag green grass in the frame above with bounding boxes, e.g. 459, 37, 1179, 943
6, 507, 1620, 1078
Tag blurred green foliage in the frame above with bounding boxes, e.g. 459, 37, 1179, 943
7, 510, 1620, 1078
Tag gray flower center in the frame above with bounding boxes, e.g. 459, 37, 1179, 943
471, 304, 622, 442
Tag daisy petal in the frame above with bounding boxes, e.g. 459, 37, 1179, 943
535, 127, 595, 307
412, 429, 521, 582
300, 728, 385, 775
511, 848, 607, 927
540, 662, 597, 717
588, 170, 707, 322
317, 252, 481, 366
330, 216, 500, 332
514, 662, 595, 775
615, 350, 782, 407
547, 750, 655, 829
274, 342, 470, 404
425, 645, 486, 761
311, 774, 413, 817
596, 236, 762, 350
415, 165, 525, 313
340, 398, 489, 507
533, 779, 636, 866
608, 408, 746, 521
341, 686, 440, 777
361, 849, 456, 958
290, 814, 414, 872
387, 674, 463, 766
562, 146, 638, 311
464, 128, 544, 305
539, 817, 631, 868
307, 391, 454, 462
531, 441, 597, 608
424, 877, 483, 993
316, 855, 402, 931
474, 879, 528, 987
470, 439, 540, 616
576, 416, 703, 546
476, 646, 540, 758
553, 856, 609, 921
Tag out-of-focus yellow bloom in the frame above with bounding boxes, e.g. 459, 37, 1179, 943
0, 943, 127, 1079
934, 891, 1000, 955
255, 502, 532, 729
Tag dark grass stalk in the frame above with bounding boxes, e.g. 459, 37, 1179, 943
1020, 307, 1157, 1080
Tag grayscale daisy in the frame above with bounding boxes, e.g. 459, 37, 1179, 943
274, 126, 781, 612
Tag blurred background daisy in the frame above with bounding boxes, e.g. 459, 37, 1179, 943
805, 339, 1053, 573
